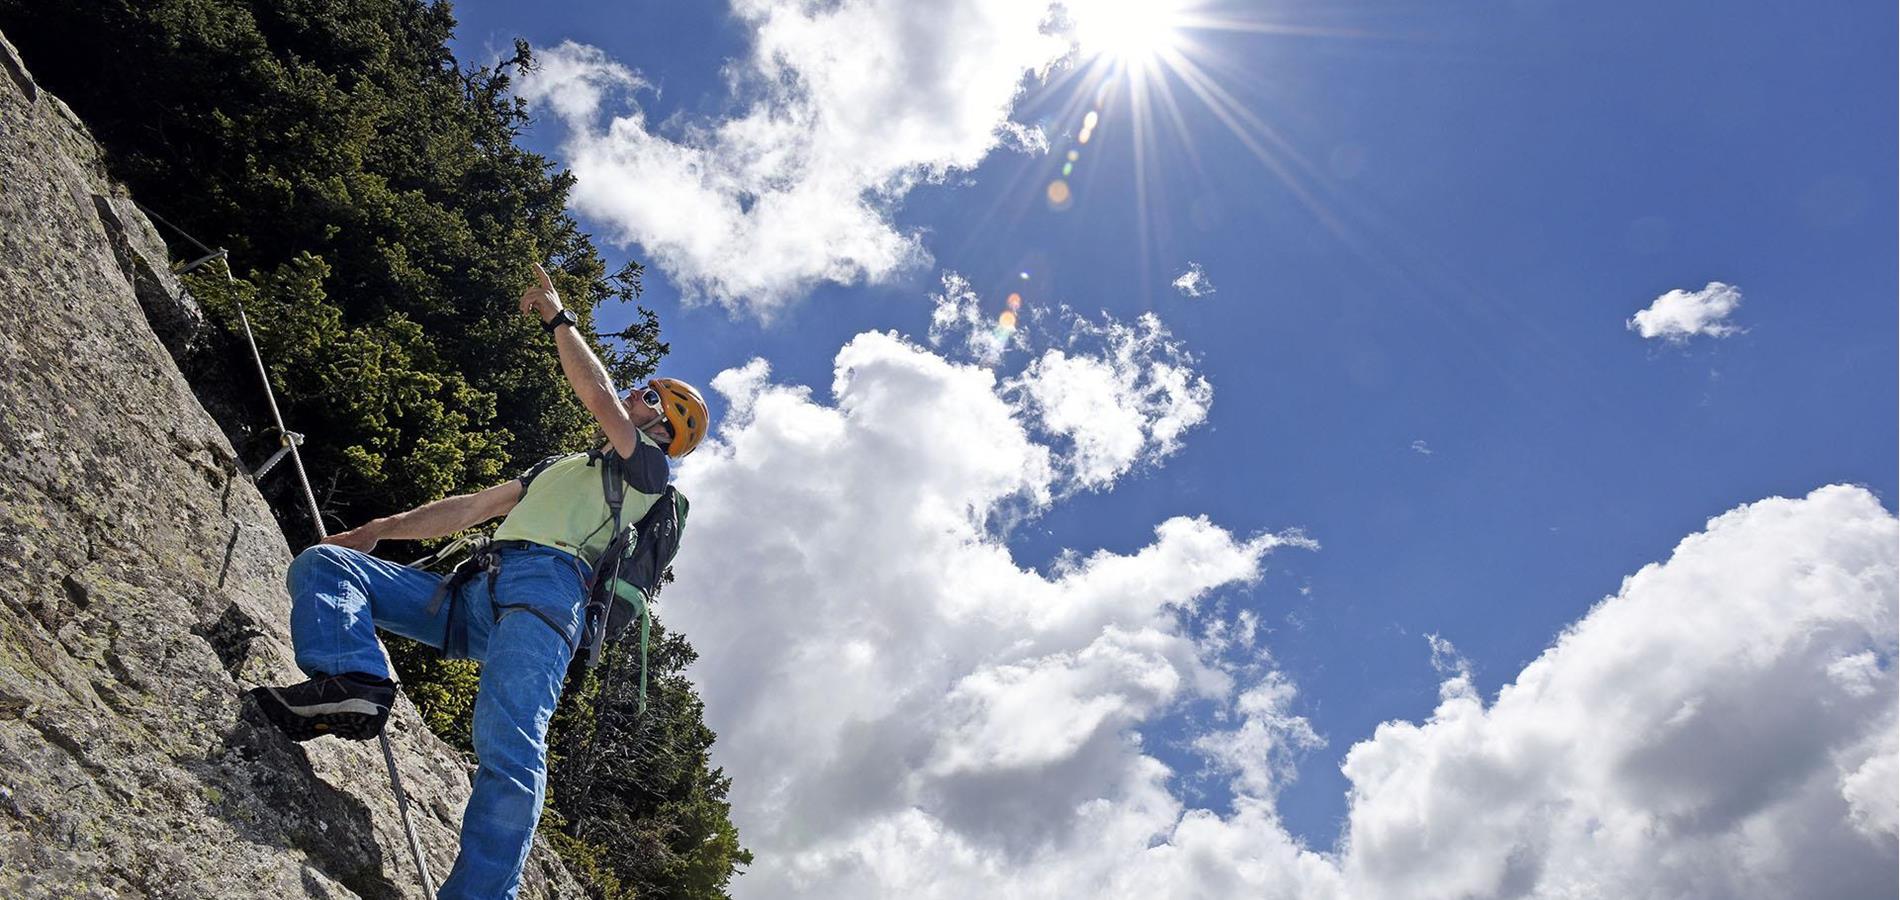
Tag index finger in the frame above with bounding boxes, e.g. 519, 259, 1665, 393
532, 261, 556, 292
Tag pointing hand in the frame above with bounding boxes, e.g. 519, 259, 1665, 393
519, 262, 564, 322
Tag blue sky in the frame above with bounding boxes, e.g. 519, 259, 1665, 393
452, 1, 1894, 894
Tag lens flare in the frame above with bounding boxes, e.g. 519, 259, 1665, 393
1046, 179, 1073, 209
989, 297, 1020, 350
986, 285, 1028, 356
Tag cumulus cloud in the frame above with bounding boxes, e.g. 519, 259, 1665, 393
926, 274, 1213, 489
667, 348, 1898, 899
929, 276, 1209, 485
1338, 484, 1897, 900
666, 326, 1297, 893
517, 1, 1090, 315
513, 41, 643, 125
650, 274, 1894, 899
1424, 633, 1469, 682
1191, 674, 1325, 799
1627, 281, 1745, 342
1171, 262, 1216, 298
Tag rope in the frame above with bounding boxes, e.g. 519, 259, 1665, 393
143, 205, 437, 896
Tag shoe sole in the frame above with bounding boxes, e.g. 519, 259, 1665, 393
249, 687, 390, 742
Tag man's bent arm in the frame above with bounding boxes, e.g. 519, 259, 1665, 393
334, 481, 522, 547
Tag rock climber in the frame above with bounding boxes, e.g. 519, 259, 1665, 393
247, 262, 708, 898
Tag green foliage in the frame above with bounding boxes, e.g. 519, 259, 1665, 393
0, 2, 739, 895
187, 253, 508, 519
548, 614, 753, 899
386, 635, 482, 749
540, 825, 629, 899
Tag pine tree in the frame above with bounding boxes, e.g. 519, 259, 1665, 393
0, 0, 666, 539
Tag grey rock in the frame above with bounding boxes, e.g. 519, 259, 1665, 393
0, 27, 585, 900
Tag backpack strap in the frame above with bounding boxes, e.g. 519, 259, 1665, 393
582, 447, 672, 716
590, 446, 627, 521
584, 448, 631, 670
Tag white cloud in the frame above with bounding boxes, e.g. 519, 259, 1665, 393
666, 325, 1301, 894
1839, 725, 1897, 842
927, 628, 1186, 777
1627, 281, 1745, 342
659, 281, 1895, 899
1410, 439, 1433, 456
1194, 606, 1268, 659
668, 357, 1898, 898
513, 41, 644, 126
1191, 674, 1325, 799
1007, 311, 1213, 490
1171, 262, 1216, 298
1337, 484, 1897, 900
927, 271, 1021, 366
1424, 633, 1469, 684
517, 1, 1087, 315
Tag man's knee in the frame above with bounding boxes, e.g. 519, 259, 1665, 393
471, 715, 551, 787
288, 542, 362, 584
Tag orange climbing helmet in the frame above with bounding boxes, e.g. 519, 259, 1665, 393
648, 377, 709, 458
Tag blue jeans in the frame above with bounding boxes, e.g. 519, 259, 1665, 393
286, 542, 590, 900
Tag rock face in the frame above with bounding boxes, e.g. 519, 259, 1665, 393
0, 30, 583, 899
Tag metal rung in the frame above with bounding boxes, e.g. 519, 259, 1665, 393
249, 431, 305, 482
179, 248, 228, 274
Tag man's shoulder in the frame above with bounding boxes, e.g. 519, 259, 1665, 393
617, 438, 670, 495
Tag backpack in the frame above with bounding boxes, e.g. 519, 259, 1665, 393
582, 449, 690, 711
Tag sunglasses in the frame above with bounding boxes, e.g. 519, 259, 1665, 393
623, 386, 673, 439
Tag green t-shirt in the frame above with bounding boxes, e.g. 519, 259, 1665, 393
492, 430, 669, 564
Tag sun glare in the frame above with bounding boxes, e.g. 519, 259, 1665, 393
1069, 0, 1186, 66
973, 0, 1380, 300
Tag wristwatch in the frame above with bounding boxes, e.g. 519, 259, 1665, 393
542, 308, 578, 333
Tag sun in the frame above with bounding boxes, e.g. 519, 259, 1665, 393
1067, 0, 1188, 68
1005, 0, 1394, 305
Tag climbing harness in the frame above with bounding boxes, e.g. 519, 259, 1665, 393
420, 536, 587, 661
150, 206, 437, 897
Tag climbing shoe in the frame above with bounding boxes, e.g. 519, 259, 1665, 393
249, 672, 397, 742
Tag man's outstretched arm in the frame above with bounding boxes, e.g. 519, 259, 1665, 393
323, 480, 523, 553
519, 262, 648, 459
